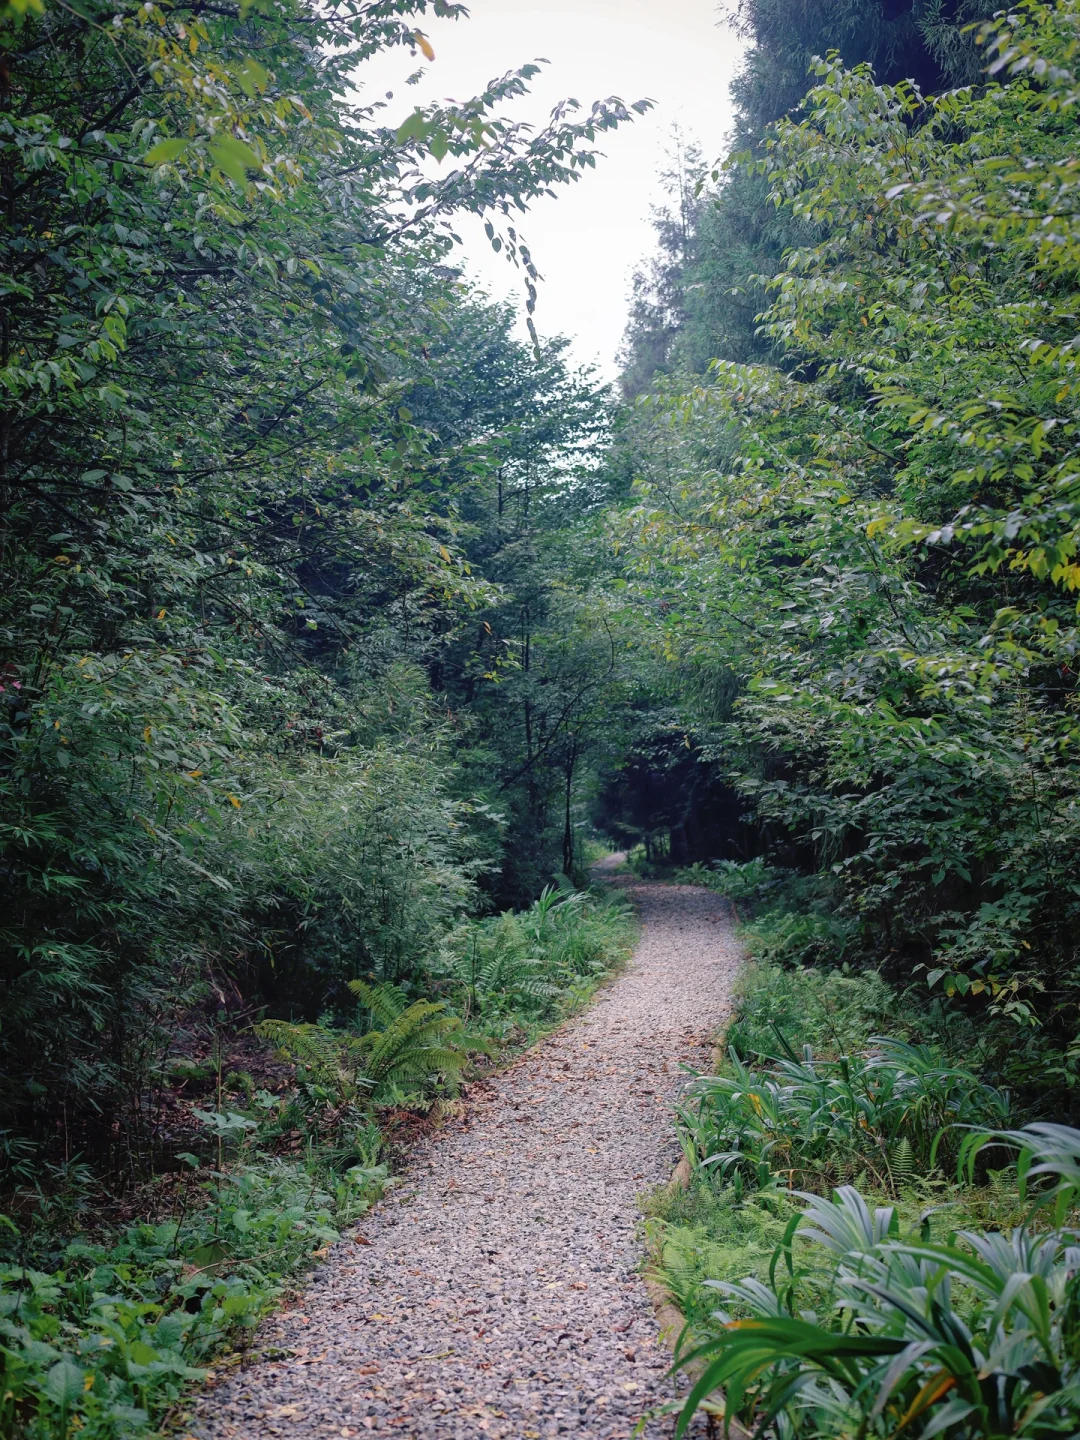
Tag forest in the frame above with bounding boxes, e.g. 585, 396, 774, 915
1, 0, 1079, 1433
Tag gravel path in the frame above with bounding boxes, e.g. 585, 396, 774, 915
194, 877, 740, 1439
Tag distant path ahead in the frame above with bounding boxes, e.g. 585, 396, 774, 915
195, 877, 739, 1439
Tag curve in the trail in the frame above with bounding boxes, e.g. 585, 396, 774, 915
194, 880, 740, 1439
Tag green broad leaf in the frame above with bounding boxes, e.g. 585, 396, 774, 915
144, 138, 191, 165
44, 1357, 87, 1407
208, 137, 261, 187
127, 1340, 161, 1367
428, 128, 449, 162
190, 1241, 229, 1269
395, 110, 429, 145
237, 58, 269, 98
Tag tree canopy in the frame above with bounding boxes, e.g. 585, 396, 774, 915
0, 0, 645, 1159
612, 0, 1080, 1098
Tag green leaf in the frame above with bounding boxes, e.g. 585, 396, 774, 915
395, 110, 429, 145
44, 1358, 86, 1407
208, 137, 261, 187
144, 138, 191, 165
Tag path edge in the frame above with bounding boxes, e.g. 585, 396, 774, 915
642, 999, 751, 1438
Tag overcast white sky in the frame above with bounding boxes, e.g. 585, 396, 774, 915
355, 1, 744, 380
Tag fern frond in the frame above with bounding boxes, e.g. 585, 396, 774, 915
255, 1019, 370, 1093
348, 978, 410, 1026
367, 1001, 451, 1078
384, 1048, 465, 1081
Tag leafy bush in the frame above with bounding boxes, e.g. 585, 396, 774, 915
676, 858, 782, 905
676, 1128, 1080, 1439
724, 961, 921, 1062
434, 886, 636, 1033
0, 1157, 386, 1440
679, 1039, 1011, 1196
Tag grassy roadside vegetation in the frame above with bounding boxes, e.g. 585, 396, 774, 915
647, 861, 1080, 1438
0, 885, 635, 1440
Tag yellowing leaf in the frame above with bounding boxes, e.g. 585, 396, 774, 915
414, 30, 435, 61
227, 794, 241, 808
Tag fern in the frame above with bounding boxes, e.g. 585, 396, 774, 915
255, 1019, 371, 1103
438, 913, 558, 1019
889, 1135, 915, 1185
349, 978, 412, 1028
346, 980, 494, 1099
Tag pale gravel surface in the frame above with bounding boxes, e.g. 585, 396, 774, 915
193, 873, 740, 1439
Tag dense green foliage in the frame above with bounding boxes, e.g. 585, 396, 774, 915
649, 956, 1080, 1437
613, 0, 1080, 1098
0, 0, 646, 1169
1, 1159, 384, 1440
6, 0, 1080, 1433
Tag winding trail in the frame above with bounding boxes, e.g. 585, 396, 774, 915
195, 875, 740, 1439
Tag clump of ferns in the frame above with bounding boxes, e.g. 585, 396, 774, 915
437, 915, 559, 1022
257, 979, 494, 1130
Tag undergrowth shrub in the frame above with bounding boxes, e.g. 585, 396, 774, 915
679, 1039, 1011, 1196
434, 885, 636, 1033
675, 1130, 1080, 1439
0, 1156, 386, 1440
658, 944, 1080, 1437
